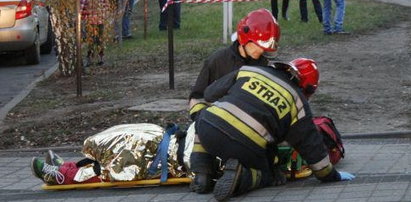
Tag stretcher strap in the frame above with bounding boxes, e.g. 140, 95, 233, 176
148, 123, 179, 182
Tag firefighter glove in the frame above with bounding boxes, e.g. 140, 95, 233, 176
339, 171, 355, 181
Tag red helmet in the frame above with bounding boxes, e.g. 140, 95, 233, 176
237, 9, 281, 53
289, 58, 319, 97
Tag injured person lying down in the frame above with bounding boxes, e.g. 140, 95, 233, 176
31, 123, 195, 185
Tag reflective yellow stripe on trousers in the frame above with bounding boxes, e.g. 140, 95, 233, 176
206, 106, 268, 149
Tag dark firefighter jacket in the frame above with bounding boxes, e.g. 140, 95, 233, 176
189, 41, 268, 100
198, 65, 340, 182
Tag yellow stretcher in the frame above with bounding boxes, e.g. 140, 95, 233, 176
42, 167, 312, 191
41, 177, 192, 190
284, 166, 312, 179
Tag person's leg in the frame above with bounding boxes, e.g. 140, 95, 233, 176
322, 0, 333, 34
190, 134, 219, 193
122, 12, 129, 37
196, 120, 273, 200
299, 0, 308, 22
312, 0, 323, 23
334, 0, 345, 32
83, 23, 94, 67
282, 0, 289, 20
97, 24, 104, 65
173, 2, 181, 29
122, 0, 133, 37
31, 159, 101, 185
58, 162, 101, 184
271, 0, 279, 19
158, 0, 167, 30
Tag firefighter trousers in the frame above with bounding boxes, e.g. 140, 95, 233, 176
190, 119, 274, 188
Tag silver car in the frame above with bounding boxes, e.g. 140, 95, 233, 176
0, 0, 53, 65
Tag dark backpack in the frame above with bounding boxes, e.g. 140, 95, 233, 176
313, 116, 345, 165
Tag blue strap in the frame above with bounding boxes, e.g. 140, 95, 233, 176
148, 123, 179, 182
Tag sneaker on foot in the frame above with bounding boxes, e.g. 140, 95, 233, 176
213, 159, 243, 201
85, 57, 92, 67
31, 157, 64, 185
122, 34, 133, 39
334, 30, 350, 35
45, 150, 64, 166
97, 56, 104, 66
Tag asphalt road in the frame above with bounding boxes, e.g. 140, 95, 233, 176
0, 52, 57, 108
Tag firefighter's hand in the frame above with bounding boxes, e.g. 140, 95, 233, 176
339, 171, 355, 181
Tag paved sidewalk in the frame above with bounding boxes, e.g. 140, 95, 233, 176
1, 138, 410, 201
0, 0, 410, 202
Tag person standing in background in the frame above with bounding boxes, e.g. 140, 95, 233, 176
122, 0, 135, 39
271, 0, 290, 20
81, 0, 109, 66
158, 0, 181, 31
299, 0, 322, 23
323, 0, 349, 34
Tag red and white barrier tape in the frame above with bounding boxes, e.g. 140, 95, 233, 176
162, 0, 260, 12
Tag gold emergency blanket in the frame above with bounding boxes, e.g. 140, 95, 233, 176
82, 123, 195, 182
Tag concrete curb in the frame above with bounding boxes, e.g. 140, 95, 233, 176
0, 63, 58, 128
342, 130, 411, 139
0, 145, 82, 153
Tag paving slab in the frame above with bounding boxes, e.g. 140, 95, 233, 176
1, 138, 410, 201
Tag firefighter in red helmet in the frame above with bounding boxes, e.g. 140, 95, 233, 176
189, 8, 280, 115
236, 8, 280, 55
190, 58, 355, 201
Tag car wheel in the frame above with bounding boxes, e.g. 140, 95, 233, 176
25, 30, 41, 65
40, 17, 54, 54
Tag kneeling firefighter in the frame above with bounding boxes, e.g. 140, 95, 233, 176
189, 58, 355, 201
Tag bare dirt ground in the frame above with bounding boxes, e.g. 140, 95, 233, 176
0, 14, 410, 150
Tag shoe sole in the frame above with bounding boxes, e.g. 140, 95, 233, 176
213, 159, 242, 201
30, 157, 43, 180
45, 150, 52, 165
46, 150, 64, 166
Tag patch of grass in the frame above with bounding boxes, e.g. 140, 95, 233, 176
107, 0, 409, 60
81, 89, 122, 103
18, 97, 61, 111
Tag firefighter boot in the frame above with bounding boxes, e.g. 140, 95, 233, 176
213, 159, 242, 201
272, 165, 287, 185
190, 173, 215, 194
213, 159, 267, 201
190, 144, 220, 194
272, 155, 286, 185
